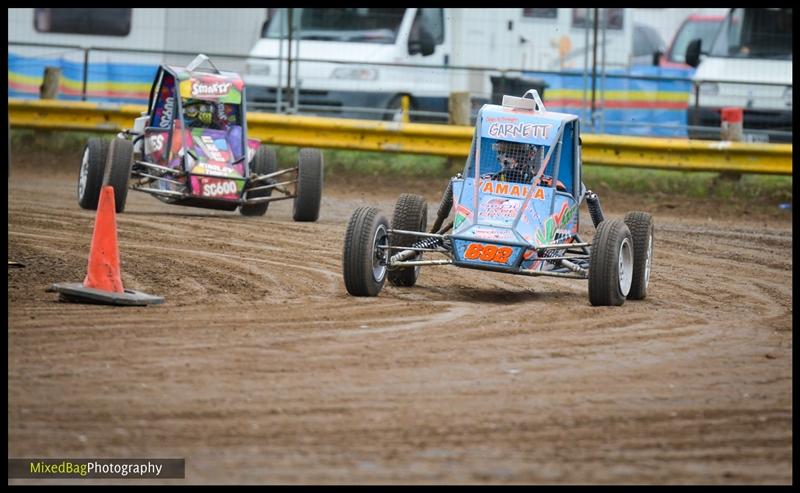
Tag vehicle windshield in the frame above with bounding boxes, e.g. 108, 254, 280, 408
263, 8, 406, 44
669, 18, 723, 63
471, 136, 548, 185
709, 8, 792, 59
181, 99, 241, 131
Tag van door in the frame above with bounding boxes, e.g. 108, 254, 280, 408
397, 8, 451, 116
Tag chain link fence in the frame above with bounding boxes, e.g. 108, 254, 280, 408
8, 8, 792, 142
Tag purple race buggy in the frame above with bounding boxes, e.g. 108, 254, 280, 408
77, 54, 323, 220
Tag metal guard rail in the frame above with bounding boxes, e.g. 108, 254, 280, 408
8, 98, 792, 175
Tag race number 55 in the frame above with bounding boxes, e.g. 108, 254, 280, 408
464, 243, 513, 264
149, 133, 164, 151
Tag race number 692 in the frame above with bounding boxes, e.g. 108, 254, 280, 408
464, 243, 513, 264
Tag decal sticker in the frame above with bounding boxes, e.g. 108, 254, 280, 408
535, 202, 576, 246
201, 179, 238, 197
193, 134, 229, 163
471, 227, 515, 241
159, 96, 175, 129
454, 204, 473, 229
479, 180, 546, 200
487, 122, 552, 140
464, 243, 514, 264
149, 133, 164, 151
479, 198, 521, 219
192, 81, 232, 97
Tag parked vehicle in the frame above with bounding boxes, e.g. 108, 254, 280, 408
341, 90, 654, 306
10, 7, 716, 121
631, 23, 666, 67
685, 8, 792, 143
658, 13, 724, 69
244, 8, 656, 121
8, 8, 266, 102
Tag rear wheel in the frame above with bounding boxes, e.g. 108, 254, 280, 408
77, 138, 109, 210
588, 219, 633, 306
388, 193, 427, 287
624, 211, 654, 300
103, 138, 134, 213
240, 146, 278, 217
343, 207, 389, 297
292, 148, 323, 222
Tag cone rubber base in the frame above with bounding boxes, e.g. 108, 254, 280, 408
47, 282, 164, 306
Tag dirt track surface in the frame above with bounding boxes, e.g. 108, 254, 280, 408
8, 163, 792, 484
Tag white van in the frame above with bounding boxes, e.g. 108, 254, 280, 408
244, 8, 452, 121
243, 8, 641, 121
685, 8, 792, 143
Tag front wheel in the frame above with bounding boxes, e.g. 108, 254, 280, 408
77, 138, 109, 210
103, 137, 134, 213
292, 148, 323, 222
588, 219, 633, 306
343, 207, 389, 297
624, 211, 654, 300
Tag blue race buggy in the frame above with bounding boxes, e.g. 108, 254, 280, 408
342, 90, 654, 306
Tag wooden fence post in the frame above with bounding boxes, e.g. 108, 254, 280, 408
39, 67, 61, 100
448, 91, 471, 126
447, 91, 471, 172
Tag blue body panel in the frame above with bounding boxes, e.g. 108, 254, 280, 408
450, 98, 582, 274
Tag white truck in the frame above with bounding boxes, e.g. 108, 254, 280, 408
685, 8, 792, 143
243, 8, 643, 121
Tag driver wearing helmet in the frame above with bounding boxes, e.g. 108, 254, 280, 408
488, 141, 566, 190
183, 99, 217, 128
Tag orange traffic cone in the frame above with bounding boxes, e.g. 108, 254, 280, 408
47, 186, 163, 306
83, 186, 124, 293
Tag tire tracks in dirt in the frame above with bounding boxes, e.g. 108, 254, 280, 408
8, 166, 792, 484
